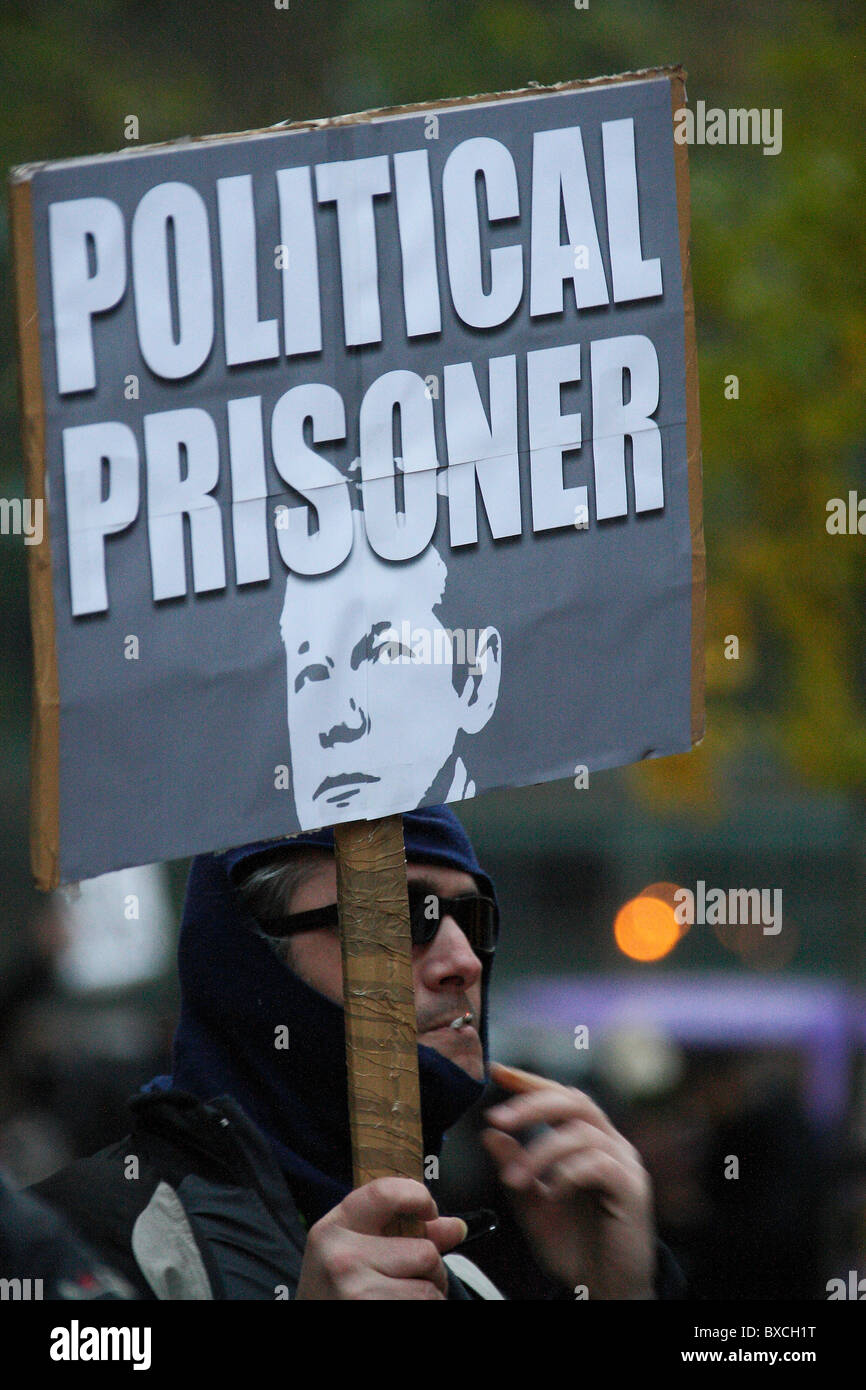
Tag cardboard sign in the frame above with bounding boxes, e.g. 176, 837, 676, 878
11, 68, 704, 889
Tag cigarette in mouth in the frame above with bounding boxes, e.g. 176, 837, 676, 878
449, 1011, 474, 1031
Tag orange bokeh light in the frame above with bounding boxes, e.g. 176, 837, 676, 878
638, 882, 690, 939
614, 894, 681, 962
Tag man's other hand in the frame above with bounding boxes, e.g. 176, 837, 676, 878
483, 1065, 656, 1299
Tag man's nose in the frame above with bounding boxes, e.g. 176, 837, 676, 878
319, 697, 369, 749
423, 911, 483, 986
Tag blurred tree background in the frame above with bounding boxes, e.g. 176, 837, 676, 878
1, 0, 864, 941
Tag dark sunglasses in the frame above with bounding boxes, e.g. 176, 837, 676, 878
257, 884, 499, 957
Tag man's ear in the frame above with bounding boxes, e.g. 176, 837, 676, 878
458, 626, 502, 734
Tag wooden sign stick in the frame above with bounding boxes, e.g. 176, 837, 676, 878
334, 814, 425, 1236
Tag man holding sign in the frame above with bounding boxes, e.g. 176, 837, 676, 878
13, 68, 701, 1299
34, 806, 666, 1300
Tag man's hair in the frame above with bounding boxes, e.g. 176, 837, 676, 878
234, 849, 331, 966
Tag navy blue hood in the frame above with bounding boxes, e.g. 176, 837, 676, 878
156, 807, 496, 1225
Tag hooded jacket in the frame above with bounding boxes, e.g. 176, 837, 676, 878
32, 807, 504, 1299
32, 809, 683, 1300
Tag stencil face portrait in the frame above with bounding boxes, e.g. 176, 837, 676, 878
280, 512, 502, 828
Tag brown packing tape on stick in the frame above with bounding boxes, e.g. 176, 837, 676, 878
9, 174, 61, 892
668, 70, 707, 749
335, 815, 426, 1234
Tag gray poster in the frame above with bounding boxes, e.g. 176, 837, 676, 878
14, 72, 703, 885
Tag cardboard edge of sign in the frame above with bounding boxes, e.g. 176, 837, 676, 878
10, 65, 705, 892
9, 175, 61, 894
668, 71, 707, 755
9, 65, 683, 177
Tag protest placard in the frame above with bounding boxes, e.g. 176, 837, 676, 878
11, 66, 703, 890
